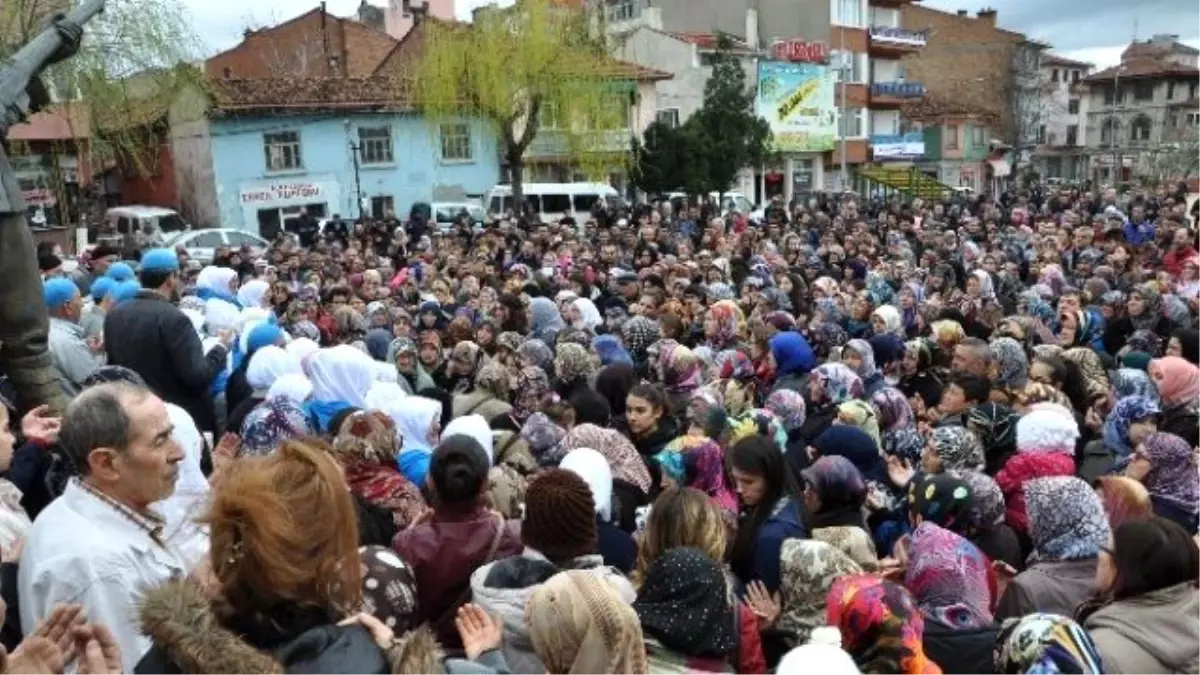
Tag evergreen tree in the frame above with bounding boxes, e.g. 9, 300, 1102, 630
629, 119, 702, 196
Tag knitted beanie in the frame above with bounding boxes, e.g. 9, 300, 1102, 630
522, 469, 598, 562
1016, 407, 1080, 455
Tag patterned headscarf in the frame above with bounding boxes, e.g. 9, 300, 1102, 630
519, 339, 554, 371
904, 522, 992, 630
496, 331, 523, 355
1102, 395, 1160, 458
240, 398, 314, 457
825, 575, 939, 675
706, 300, 746, 350
929, 427, 985, 472
811, 363, 864, 406
965, 403, 1019, 461
729, 408, 789, 452
559, 423, 652, 493
908, 473, 973, 532
1141, 432, 1200, 516
777, 539, 863, 645
1123, 329, 1164, 358
995, 613, 1103, 674
1110, 368, 1160, 405
512, 365, 551, 424
655, 435, 737, 514
990, 337, 1029, 390
1025, 476, 1110, 564
521, 412, 567, 461
1062, 347, 1109, 403
844, 339, 879, 380
959, 470, 1005, 533
474, 359, 512, 400
716, 350, 755, 382
872, 387, 924, 464
1129, 284, 1164, 332
633, 547, 737, 658
658, 341, 702, 394
554, 342, 595, 384
527, 570, 648, 675
766, 389, 807, 433
357, 545, 420, 634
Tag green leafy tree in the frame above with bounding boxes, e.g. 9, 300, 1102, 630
689, 34, 772, 197
629, 119, 702, 196
411, 0, 632, 213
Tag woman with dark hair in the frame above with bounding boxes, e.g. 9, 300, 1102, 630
625, 383, 679, 460
594, 363, 637, 420
1081, 517, 1200, 673
728, 436, 804, 593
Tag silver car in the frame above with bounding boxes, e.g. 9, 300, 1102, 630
162, 228, 270, 265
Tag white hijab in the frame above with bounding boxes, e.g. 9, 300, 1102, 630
365, 381, 407, 410
237, 279, 270, 309
441, 414, 494, 465
267, 373, 313, 404
559, 447, 612, 522
203, 297, 240, 334
572, 297, 603, 331
246, 345, 302, 394
307, 345, 375, 408
196, 266, 237, 295
155, 403, 211, 570
391, 396, 442, 454
286, 337, 321, 371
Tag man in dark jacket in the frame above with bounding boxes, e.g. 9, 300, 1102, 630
104, 248, 232, 434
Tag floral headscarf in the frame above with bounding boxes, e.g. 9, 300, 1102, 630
965, 403, 1018, 465
1141, 432, 1200, 516
687, 387, 728, 438
995, 613, 1103, 674
474, 360, 511, 400
518, 339, 554, 371
845, 339, 879, 380
554, 342, 595, 384
658, 341, 702, 394
1129, 284, 1164, 332
496, 331, 523, 355
904, 522, 992, 630
706, 300, 746, 350
777, 539, 863, 645
930, 426, 985, 472
1102, 395, 1160, 458
825, 575, 940, 675
990, 337, 1029, 390
1123, 329, 1164, 358
716, 350, 755, 382
766, 389, 807, 432
655, 435, 737, 514
728, 408, 789, 452
512, 365, 551, 424
1025, 476, 1110, 564
811, 363, 864, 406
521, 412, 567, 461
559, 423, 652, 493
959, 470, 1005, 533
240, 398, 314, 457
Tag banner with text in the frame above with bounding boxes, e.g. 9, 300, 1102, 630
756, 61, 837, 153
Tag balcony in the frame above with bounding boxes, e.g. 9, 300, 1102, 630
870, 81, 926, 106
868, 26, 926, 57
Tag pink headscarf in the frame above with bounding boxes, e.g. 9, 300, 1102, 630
1150, 356, 1200, 407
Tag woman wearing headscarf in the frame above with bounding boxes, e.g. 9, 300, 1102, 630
226, 344, 302, 436
236, 396, 315, 458
444, 341, 486, 395
592, 334, 632, 367
306, 345, 376, 433
452, 359, 512, 423
622, 316, 662, 378
559, 423, 652, 530
1079, 395, 1161, 482
798, 455, 879, 569
703, 300, 746, 352
988, 337, 1028, 406
517, 338, 554, 372
959, 470, 1024, 571
795, 363, 863, 462
193, 265, 241, 305
1148, 356, 1200, 447
842, 339, 886, 398
923, 426, 985, 474
771, 540, 863, 651
388, 337, 437, 396
899, 338, 943, 418
526, 570, 647, 674
331, 410, 428, 531
391, 395, 443, 487
1125, 432, 1200, 533
993, 613, 1103, 675
767, 331, 817, 395
504, 365, 551, 431
560, 448, 636, 573
995, 406, 1079, 541
657, 341, 702, 422
1103, 284, 1173, 355
904, 522, 997, 674
417, 331, 451, 391
996, 476, 1110, 620
653, 435, 738, 520
553, 342, 594, 401
962, 402, 1018, 475
236, 278, 270, 309
1079, 517, 1200, 674
825, 575, 941, 674
568, 297, 603, 333
871, 304, 905, 339
529, 297, 565, 346
224, 323, 287, 429
1093, 475, 1153, 531
633, 547, 740, 674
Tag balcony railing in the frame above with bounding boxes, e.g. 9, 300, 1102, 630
871, 81, 926, 98
868, 26, 927, 47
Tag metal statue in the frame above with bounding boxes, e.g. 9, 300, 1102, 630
0, 0, 106, 413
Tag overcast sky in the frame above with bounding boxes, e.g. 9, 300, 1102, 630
187, 0, 1199, 67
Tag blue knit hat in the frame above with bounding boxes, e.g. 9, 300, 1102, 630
105, 262, 135, 281
90, 276, 115, 302
43, 278, 79, 309
111, 280, 143, 304
139, 249, 179, 273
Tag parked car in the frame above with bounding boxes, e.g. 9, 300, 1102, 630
432, 202, 485, 234
162, 228, 270, 265
98, 205, 190, 249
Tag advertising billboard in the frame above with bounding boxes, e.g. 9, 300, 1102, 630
871, 132, 926, 160
756, 61, 837, 154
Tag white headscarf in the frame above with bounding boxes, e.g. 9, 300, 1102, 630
391, 395, 442, 454
307, 345, 374, 408
971, 269, 996, 301
267, 373, 313, 404
365, 381, 407, 410
246, 345, 302, 394
237, 279, 270, 309
155, 403, 211, 569
559, 447, 613, 522
286, 337, 321, 370
196, 266, 237, 295
373, 362, 398, 383
572, 297, 603, 331
442, 414, 494, 465
203, 297, 240, 334
180, 308, 205, 336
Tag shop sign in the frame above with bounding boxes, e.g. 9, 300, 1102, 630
755, 61, 837, 153
871, 132, 926, 160
868, 26, 927, 47
240, 181, 327, 205
769, 39, 830, 65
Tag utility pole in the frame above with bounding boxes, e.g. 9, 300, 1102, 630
838, 23, 848, 191
349, 140, 363, 220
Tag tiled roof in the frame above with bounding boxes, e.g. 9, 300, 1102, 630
1085, 58, 1200, 82
1124, 40, 1200, 60
208, 77, 415, 113
6, 103, 90, 141
1042, 53, 1092, 68
666, 31, 753, 51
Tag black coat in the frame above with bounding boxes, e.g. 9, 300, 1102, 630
922, 621, 1000, 674
104, 291, 227, 433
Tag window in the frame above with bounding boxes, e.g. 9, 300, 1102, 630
699, 52, 718, 67
263, 131, 302, 172
945, 124, 958, 149
970, 126, 985, 146
1051, 69, 1059, 82
439, 123, 473, 161
540, 100, 562, 130
1189, 112, 1200, 126
1133, 82, 1154, 101
226, 231, 263, 247
1102, 87, 1114, 105
606, 0, 639, 22
591, 97, 630, 130
1168, 81, 1176, 100
370, 195, 394, 220
541, 194, 571, 213
1191, 81, 1198, 99
837, 109, 865, 137
656, 108, 680, 128
572, 194, 599, 212
188, 231, 225, 248
357, 126, 394, 164
832, 50, 864, 83
1067, 98, 1079, 114
1066, 124, 1078, 145
1101, 118, 1120, 145
1130, 115, 1152, 142
1072, 70, 1080, 83
833, 0, 863, 27
1038, 124, 1047, 144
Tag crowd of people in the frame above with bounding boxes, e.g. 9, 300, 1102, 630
3, 181, 1199, 674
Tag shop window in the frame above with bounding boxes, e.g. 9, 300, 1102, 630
358, 126, 394, 164
263, 131, 302, 172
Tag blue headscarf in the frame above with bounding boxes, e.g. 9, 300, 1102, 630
1102, 395, 1161, 457
592, 334, 632, 366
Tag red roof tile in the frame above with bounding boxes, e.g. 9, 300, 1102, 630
1041, 53, 1092, 69
1085, 59, 1200, 82
208, 77, 415, 113
6, 104, 90, 141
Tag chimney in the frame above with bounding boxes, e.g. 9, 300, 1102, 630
977, 7, 997, 26
956, 9, 968, 16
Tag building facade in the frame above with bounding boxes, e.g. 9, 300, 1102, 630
1032, 54, 1092, 181
1083, 34, 1200, 185
914, 117, 995, 191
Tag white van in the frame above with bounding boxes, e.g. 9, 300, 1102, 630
101, 206, 189, 248
666, 191, 755, 215
486, 183, 622, 222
